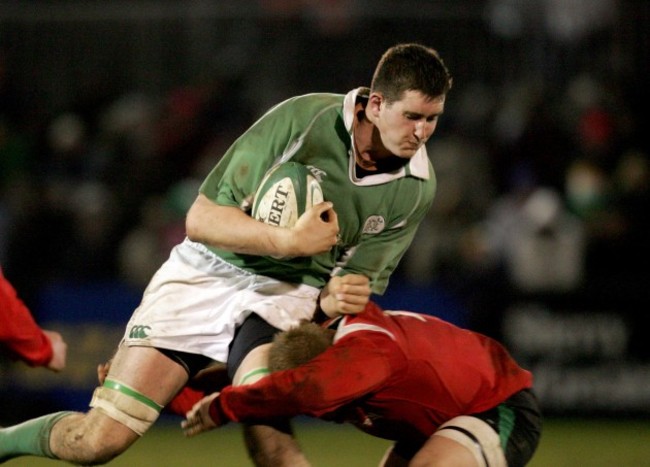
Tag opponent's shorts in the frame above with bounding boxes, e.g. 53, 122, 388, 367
393, 389, 541, 467
435, 389, 542, 467
122, 238, 320, 363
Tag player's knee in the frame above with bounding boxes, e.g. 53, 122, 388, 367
54, 379, 161, 464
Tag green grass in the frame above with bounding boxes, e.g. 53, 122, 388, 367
527, 418, 650, 467
5, 417, 650, 466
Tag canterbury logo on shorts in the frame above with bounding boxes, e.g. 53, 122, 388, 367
129, 325, 152, 339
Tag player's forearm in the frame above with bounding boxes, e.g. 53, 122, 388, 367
219, 368, 348, 422
11, 333, 54, 367
185, 194, 292, 257
219, 345, 389, 422
1, 325, 53, 367
0, 276, 54, 367
218, 386, 302, 423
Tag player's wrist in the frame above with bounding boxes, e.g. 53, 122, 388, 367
266, 226, 296, 258
318, 294, 341, 318
208, 395, 230, 427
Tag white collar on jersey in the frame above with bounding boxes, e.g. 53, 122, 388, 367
333, 314, 396, 343
343, 87, 431, 183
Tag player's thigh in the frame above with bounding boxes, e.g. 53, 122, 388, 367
410, 434, 481, 467
228, 313, 280, 384
418, 415, 507, 467
107, 344, 189, 405
233, 343, 272, 386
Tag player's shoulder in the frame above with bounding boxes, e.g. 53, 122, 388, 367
287, 92, 345, 104
272, 92, 345, 116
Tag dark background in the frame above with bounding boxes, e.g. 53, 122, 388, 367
1, 0, 649, 419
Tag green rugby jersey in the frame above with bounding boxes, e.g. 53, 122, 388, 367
199, 88, 436, 294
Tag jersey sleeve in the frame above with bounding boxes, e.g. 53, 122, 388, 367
0, 271, 53, 367
199, 97, 314, 210
219, 334, 396, 422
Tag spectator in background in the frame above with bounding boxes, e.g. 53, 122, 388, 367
482, 186, 586, 296
611, 150, 650, 268
118, 178, 201, 290
0, 267, 67, 372
401, 133, 496, 287
447, 168, 586, 340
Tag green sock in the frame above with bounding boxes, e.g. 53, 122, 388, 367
0, 411, 75, 462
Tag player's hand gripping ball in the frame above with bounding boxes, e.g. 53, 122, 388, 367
252, 161, 324, 228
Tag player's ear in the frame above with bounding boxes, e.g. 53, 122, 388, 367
367, 93, 384, 119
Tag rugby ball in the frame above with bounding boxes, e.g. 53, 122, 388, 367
252, 162, 324, 228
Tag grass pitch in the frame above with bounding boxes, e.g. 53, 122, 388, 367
4, 416, 650, 466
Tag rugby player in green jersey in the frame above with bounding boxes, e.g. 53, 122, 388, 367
0, 43, 452, 466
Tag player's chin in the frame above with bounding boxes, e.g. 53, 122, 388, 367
394, 147, 418, 158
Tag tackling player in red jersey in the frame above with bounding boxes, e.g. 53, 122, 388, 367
181, 301, 541, 467
0, 267, 67, 371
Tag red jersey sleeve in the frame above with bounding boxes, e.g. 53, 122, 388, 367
220, 334, 397, 422
0, 271, 53, 367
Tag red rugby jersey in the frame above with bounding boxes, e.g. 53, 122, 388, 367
219, 302, 532, 443
0, 269, 53, 367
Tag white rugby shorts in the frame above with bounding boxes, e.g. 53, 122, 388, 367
122, 238, 320, 363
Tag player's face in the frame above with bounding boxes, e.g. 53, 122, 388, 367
371, 90, 445, 158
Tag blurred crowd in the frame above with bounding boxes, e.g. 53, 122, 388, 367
0, 66, 252, 305
0, 0, 648, 348
402, 73, 649, 344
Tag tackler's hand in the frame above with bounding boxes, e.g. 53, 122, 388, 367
319, 274, 371, 318
44, 330, 67, 372
181, 392, 228, 437
97, 360, 111, 385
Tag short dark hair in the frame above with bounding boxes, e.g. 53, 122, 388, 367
268, 322, 334, 372
371, 43, 453, 103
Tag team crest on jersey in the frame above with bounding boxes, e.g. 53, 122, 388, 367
362, 216, 385, 234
